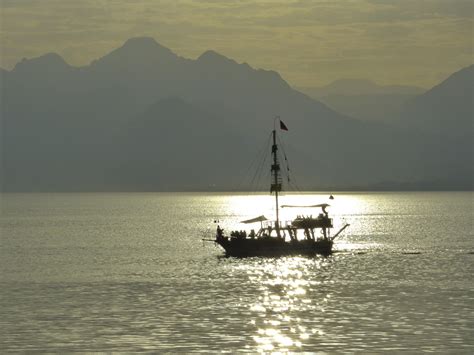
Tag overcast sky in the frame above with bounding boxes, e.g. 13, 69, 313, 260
1, 0, 472, 87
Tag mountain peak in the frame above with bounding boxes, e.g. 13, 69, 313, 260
13, 52, 70, 73
122, 37, 163, 50
197, 50, 236, 65
119, 37, 176, 58
91, 37, 177, 68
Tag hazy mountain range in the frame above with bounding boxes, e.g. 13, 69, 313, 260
298, 79, 426, 123
1, 37, 472, 191
299, 79, 425, 97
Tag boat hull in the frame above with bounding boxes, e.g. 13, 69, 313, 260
215, 237, 333, 257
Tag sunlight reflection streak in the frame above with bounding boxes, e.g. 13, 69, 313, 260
236, 256, 334, 352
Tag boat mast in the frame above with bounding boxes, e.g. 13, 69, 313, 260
271, 129, 282, 237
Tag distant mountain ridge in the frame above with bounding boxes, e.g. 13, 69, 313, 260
299, 79, 425, 97
1, 37, 472, 191
398, 64, 474, 134
298, 79, 426, 123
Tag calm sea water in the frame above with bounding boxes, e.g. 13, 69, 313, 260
1, 192, 473, 352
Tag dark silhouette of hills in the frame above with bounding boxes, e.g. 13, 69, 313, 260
1, 37, 472, 191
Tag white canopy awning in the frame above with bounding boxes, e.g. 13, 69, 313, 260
241, 215, 268, 224
281, 203, 330, 208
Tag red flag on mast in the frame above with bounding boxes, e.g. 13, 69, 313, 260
279, 120, 288, 131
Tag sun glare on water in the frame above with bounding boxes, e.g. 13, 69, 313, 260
210, 192, 389, 350
233, 257, 334, 352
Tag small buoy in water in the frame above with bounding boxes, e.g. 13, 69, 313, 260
329, 195, 334, 200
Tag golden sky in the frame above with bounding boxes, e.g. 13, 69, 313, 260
1, 0, 472, 87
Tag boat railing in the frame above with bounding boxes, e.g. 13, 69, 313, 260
263, 217, 333, 229
262, 220, 295, 229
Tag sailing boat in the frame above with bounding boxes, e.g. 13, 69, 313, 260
213, 119, 350, 257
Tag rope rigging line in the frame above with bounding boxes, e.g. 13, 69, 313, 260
252, 146, 271, 192
236, 131, 272, 191
248, 132, 272, 192
277, 132, 303, 192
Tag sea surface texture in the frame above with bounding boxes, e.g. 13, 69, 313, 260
1, 192, 473, 352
